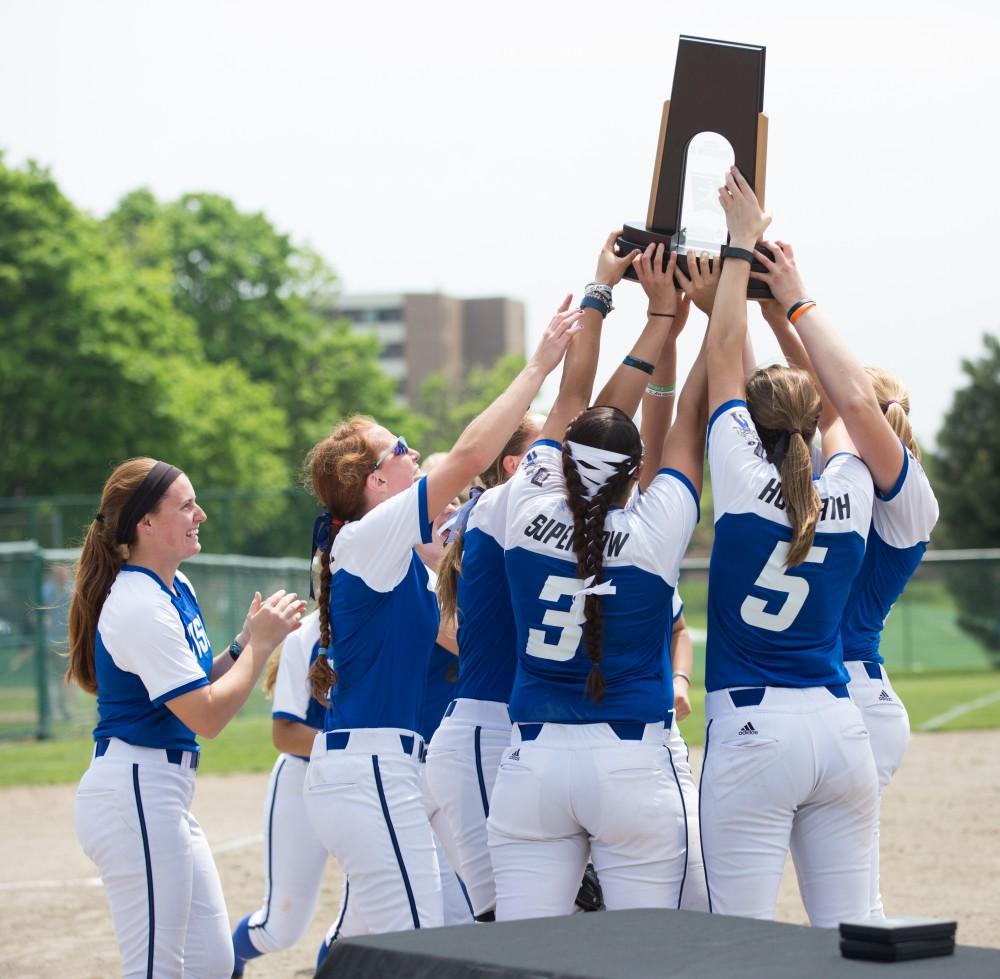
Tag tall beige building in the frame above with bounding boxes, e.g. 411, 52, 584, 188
336, 293, 525, 404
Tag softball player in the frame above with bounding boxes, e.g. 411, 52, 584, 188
424, 416, 542, 920
698, 168, 878, 928
231, 610, 338, 976
487, 229, 709, 918
68, 458, 303, 979
301, 306, 581, 935
751, 244, 940, 920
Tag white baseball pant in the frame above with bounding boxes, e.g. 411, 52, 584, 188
664, 719, 709, 912
303, 728, 444, 934
699, 686, 878, 928
425, 698, 512, 917
75, 738, 233, 979
236, 755, 328, 955
846, 660, 911, 920
487, 721, 687, 921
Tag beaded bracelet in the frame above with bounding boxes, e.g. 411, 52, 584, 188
623, 355, 655, 375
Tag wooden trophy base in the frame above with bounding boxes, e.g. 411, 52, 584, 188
616, 223, 773, 299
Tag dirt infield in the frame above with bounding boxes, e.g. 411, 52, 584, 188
1, 730, 997, 977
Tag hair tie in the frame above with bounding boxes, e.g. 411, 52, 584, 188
885, 399, 899, 408
331, 518, 345, 528
789, 429, 802, 437
310, 512, 337, 599
94, 512, 105, 523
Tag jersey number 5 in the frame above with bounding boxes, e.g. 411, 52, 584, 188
526, 575, 588, 662
740, 540, 828, 632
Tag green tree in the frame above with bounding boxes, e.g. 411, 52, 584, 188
934, 333, 1000, 663
0, 157, 290, 535
416, 353, 527, 455
105, 189, 421, 469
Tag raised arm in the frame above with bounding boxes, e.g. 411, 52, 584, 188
594, 244, 684, 418
707, 167, 772, 415
751, 240, 902, 491
538, 231, 639, 444
425, 302, 583, 518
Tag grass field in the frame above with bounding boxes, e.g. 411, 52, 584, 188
1, 668, 998, 787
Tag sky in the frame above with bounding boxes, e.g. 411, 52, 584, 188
2, 0, 998, 447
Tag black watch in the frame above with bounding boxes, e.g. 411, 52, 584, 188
228, 638, 244, 661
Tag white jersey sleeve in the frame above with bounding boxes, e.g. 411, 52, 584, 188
627, 469, 700, 586
272, 609, 321, 722
707, 400, 775, 520
99, 573, 209, 704
331, 475, 434, 593
671, 588, 684, 625
872, 447, 939, 547
465, 480, 517, 549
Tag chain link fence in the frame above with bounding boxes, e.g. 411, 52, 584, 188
0, 542, 996, 741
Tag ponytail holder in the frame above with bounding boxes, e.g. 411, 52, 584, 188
789, 429, 802, 437
94, 512, 105, 523
331, 518, 345, 528
310, 512, 338, 599
885, 399, 899, 408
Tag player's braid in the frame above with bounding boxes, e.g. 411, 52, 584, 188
305, 415, 379, 706
562, 447, 641, 703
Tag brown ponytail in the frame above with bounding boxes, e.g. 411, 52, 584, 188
436, 413, 542, 628
561, 407, 643, 703
866, 367, 920, 461
67, 457, 160, 695
305, 416, 379, 705
746, 367, 822, 567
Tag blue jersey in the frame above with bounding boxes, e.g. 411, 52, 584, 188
323, 477, 437, 733
455, 482, 519, 703
706, 402, 874, 692
419, 641, 460, 742
272, 609, 327, 732
841, 447, 938, 662
93, 566, 213, 753
504, 439, 699, 724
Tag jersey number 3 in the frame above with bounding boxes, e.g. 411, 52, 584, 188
740, 540, 828, 632
526, 575, 589, 662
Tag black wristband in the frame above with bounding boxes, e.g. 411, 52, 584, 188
723, 245, 756, 264
623, 355, 655, 375
229, 639, 243, 661
786, 299, 815, 322
648, 311, 675, 318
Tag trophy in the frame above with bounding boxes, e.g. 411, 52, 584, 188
616, 35, 772, 298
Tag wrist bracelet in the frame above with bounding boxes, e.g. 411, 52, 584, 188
648, 311, 675, 318
623, 355, 655, 375
672, 670, 691, 685
723, 245, 756, 264
585, 281, 613, 299
787, 299, 816, 324
229, 638, 244, 662
580, 295, 610, 318
646, 383, 675, 398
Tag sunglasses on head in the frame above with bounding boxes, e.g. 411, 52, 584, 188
372, 436, 410, 471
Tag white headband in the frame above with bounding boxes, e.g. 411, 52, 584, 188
566, 440, 637, 499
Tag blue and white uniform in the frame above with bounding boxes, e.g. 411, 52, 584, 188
232, 611, 353, 973
661, 589, 709, 913
487, 439, 699, 919
75, 565, 233, 979
425, 483, 517, 918
303, 477, 446, 934
417, 627, 474, 928
699, 401, 879, 928
841, 446, 938, 919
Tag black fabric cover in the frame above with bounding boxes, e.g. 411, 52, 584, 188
318, 908, 1000, 979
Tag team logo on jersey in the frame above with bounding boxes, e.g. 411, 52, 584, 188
732, 411, 759, 446
530, 467, 550, 487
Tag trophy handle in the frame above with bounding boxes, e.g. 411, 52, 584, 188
645, 101, 671, 230
755, 112, 769, 208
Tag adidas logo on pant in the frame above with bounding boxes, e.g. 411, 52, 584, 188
878, 689, 892, 703
738, 721, 758, 736
509, 748, 520, 761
